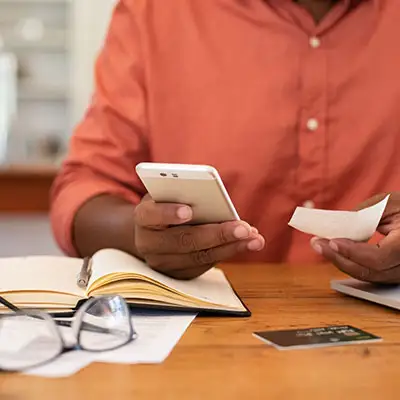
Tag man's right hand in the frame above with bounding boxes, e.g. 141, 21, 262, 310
133, 195, 265, 279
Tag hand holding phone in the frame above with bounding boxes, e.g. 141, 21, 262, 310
136, 163, 239, 224
133, 163, 265, 280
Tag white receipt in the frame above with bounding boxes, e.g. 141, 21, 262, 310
288, 195, 390, 241
25, 311, 196, 378
96, 311, 196, 364
25, 350, 96, 378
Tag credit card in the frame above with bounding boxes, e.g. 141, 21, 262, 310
253, 325, 382, 350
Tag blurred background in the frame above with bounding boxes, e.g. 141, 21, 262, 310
0, 0, 116, 256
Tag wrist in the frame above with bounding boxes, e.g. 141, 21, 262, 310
73, 194, 138, 258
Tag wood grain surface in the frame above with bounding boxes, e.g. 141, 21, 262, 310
1, 263, 399, 400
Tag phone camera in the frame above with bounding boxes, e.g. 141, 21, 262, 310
172, 173, 178, 178
160, 173, 167, 177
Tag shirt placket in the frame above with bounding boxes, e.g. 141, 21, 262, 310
292, 1, 352, 209
263, 0, 353, 209
296, 32, 328, 209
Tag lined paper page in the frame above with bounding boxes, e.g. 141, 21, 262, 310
89, 249, 245, 310
0, 256, 84, 298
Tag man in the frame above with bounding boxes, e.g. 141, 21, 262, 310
51, 0, 400, 283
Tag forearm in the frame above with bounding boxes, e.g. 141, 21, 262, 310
50, 2, 149, 257
73, 194, 139, 258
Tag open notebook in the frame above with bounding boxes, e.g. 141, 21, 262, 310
331, 278, 400, 311
0, 249, 249, 316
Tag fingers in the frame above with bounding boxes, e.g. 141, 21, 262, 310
136, 221, 264, 255
134, 196, 266, 280
325, 239, 389, 270
246, 234, 266, 252
378, 211, 400, 236
310, 235, 400, 283
312, 231, 400, 270
134, 197, 193, 228
356, 193, 400, 224
311, 238, 375, 281
145, 241, 249, 279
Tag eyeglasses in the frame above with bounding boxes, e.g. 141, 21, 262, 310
0, 295, 138, 372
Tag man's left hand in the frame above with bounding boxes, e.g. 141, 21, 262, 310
310, 193, 400, 284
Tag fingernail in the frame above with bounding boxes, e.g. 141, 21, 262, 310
310, 239, 323, 255
247, 239, 263, 251
329, 241, 339, 252
312, 244, 323, 255
233, 225, 250, 239
177, 206, 192, 220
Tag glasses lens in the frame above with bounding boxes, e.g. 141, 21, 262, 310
79, 296, 133, 351
0, 313, 62, 371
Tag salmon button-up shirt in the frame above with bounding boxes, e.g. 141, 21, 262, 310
51, 0, 400, 263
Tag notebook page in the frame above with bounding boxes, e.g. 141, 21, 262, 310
0, 256, 85, 298
90, 249, 245, 310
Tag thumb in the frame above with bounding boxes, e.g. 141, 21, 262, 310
354, 193, 389, 211
355, 193, 400, 229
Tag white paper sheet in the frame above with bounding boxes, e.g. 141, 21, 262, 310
95, 311, 196, 364
288, 195, 390, 241
25, 350, 96, 378
23, 311, 196, 378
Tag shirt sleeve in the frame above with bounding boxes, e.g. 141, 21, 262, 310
50, 0, 149, 256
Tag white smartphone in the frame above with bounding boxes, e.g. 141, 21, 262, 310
135, 162, 240, 224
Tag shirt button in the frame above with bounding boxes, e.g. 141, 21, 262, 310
306, 118, 319, 131
302, 200, 315, 209
309, 36, 321, 48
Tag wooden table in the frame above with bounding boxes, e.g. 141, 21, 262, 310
1, 263, 399, 400
0, 165, 57, 212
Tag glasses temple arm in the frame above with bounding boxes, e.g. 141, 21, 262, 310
0, 296, 21, 312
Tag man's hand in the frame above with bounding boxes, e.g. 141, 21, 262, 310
310, 193, 400, 284
133, 195, 265, 279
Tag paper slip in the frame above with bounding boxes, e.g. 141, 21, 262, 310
95, 311, 196, 364
26, 350, 96, 378
288, 195, 390, 241
25, 311, 197, 378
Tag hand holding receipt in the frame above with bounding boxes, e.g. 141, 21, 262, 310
289, 193, 400, 284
